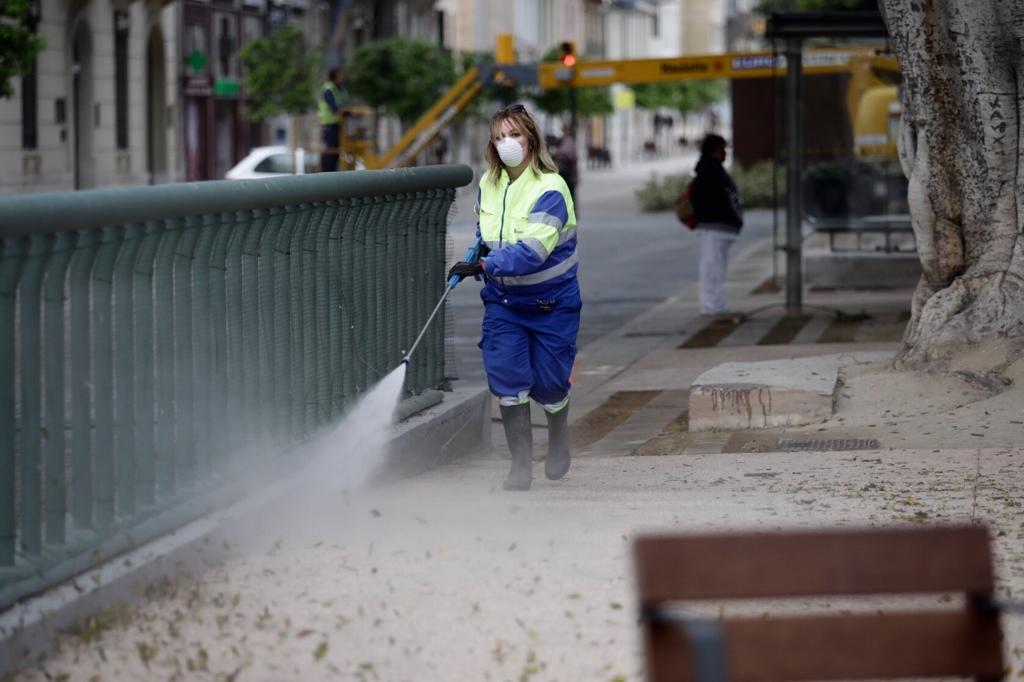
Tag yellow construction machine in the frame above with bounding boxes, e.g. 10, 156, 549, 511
846, 53, 900, 161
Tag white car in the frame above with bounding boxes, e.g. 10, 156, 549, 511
224, 146, 320, 179
225, 145, 367, 179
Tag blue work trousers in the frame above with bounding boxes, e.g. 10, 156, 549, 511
479, 279, 581, 407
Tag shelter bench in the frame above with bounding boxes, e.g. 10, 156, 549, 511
810, 214, 915, 253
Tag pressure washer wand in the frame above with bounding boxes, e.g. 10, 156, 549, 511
401, 237, 483, 365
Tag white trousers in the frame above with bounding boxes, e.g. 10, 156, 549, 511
698, 228, 737, 315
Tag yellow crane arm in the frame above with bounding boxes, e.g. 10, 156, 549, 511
366, 67, 482, 170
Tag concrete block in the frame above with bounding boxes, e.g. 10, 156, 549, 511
382, 387, 492, 479
689, 352, 892, 432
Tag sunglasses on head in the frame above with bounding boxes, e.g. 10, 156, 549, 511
501, 103, 527, 115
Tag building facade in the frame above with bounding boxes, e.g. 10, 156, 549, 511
0, 0, 181, 194
179, 0, 325, 180
681, 0, 725, 54
0, 0, 331, 193
1, 0, 732, 194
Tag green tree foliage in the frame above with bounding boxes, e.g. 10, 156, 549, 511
528, 46, 612, 118
635, 161, 784, 212
757, 0, 877, 11
348, 38, 456, 124
0, 0, 44, 99
239, 24, 321, 120
632, 80, 725, 114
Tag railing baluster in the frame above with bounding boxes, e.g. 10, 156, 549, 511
92, 228, 121, 529
272, 208, 297, 443
0, 237, 25, 565
256, 208, 283, 446
288, 205, 312, 438
307, 202, 327, 425
133, 223, 161, 507
173, 220, 200, 491
434, 191, 451, 390
18, 234, 49, 555
113, 226, 141, 518
241, 209, 267, 452
224, 215, 246, 459
426, 190, 449, 393
43, 232, 74, 543
190, 218, 216, 480
325, 202, 345, 420
347, 199, 370, 396
370, 197, 388, 384
153, 223, 181, 499
358, 199, 376, 390
207, 214, 232, 472
69, 230, 99, 529
0, 236, 24, 565
396, 194, 414, 393
338, 200, 359, 407
377, 196, 401, 376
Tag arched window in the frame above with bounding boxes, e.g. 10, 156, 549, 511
114, 9, 130, 149
20, 0, 40, 150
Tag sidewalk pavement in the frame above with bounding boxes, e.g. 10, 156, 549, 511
11, 166, 1024, 680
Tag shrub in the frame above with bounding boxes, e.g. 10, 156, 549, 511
732, 160, 785, 208
635, 172, 692, 212
636, 162, 786, 212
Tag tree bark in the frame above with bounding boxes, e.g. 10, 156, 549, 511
880, 1, 1024, 368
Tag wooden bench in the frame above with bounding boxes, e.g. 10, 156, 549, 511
634, 526, 1005, 682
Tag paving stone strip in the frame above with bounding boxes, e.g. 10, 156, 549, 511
570, 390, 662, 452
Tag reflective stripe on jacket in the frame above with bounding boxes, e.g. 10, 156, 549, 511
317, 82, 344, 125
477, 168, 578, 293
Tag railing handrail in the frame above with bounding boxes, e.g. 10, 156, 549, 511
0, 165, 474, 237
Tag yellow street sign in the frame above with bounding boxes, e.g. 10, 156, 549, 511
537, 48, 884, 89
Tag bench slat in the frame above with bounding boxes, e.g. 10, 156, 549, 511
646, 609, 1004, 682
636, 526, 992, 602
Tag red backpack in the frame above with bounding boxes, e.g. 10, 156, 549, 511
675, 179, 697, 229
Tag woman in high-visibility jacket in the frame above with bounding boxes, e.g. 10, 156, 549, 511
448, 104, 580, 492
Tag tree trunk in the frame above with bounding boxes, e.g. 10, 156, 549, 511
880, 1, 1024, 368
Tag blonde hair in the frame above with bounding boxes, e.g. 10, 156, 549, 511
484, 104, 558, 184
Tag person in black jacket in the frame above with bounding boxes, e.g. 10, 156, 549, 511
690, 134, 743, 316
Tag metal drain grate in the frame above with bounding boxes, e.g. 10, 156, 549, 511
775, 438, 880, 451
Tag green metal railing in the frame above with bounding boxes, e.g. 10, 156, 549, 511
0, 165, 472, 607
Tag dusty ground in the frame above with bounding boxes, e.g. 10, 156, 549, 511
13, 312, 1021, 682
804, 340, 1024, 450
11, 443, 1024, 682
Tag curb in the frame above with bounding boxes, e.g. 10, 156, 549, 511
0, 386, 491, 675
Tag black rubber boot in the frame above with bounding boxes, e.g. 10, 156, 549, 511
500, 403, 533, 491
545, 402, 571, 480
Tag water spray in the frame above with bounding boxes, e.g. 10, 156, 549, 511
400, 237, 483, 365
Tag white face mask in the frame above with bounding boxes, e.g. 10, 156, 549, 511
496, 136, 525, 168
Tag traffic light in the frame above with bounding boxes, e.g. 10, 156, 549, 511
555, 41, 577, 84
559, 41, 577, 68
